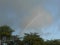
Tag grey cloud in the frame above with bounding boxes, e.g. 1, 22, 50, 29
0, 0, 59, 35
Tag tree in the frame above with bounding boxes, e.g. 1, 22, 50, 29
23, 32, 44, 45
0, 25, 24, 45
0, 25, 14, 45
45, 40, 60, 45
0, 25, 14, 36
12, 35, 24, 45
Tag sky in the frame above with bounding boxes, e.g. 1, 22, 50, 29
0, 0, 60, 40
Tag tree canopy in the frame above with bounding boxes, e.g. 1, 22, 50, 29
23, 33, 44, 45
0, 25, 14, 36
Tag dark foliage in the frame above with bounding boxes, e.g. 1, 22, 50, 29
0, 25, 60, 45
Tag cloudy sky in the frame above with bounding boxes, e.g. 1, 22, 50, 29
0, 0, 60, 40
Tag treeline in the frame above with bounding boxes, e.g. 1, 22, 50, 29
19, 33, 60, 45
0, 25, 60, 45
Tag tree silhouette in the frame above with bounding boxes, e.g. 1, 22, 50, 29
0, 25, 14, 36
23, 32, 44, 45
0, 25, 14, 45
